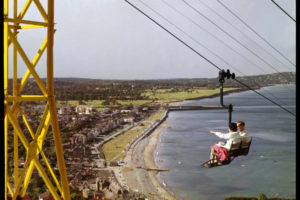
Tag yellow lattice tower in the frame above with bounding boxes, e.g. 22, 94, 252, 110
4, 0, 70, 199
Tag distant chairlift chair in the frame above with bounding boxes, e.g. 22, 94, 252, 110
202, 137, 252, 168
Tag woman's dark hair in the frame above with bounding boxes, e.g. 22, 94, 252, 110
229, 122, 237, 132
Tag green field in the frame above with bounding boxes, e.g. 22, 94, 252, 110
58, 99, 151, 110
59, 87, 239, 161
57, 100, 106, 111
115, 100, 152, 106
58, 88, 238, 107
142, 88, 237, 102
102, 109, 166, 161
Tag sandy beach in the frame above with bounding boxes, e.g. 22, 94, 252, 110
117, 88, 252, 199
121, 120, 178, 200
143, 121, 178, 200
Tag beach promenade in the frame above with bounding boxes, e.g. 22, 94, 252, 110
121, 121, 177, 200
107, 88, 249, 199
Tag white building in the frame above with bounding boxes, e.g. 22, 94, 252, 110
75, 105, 95, 115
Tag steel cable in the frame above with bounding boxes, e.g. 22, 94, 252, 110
181, 0, 292, 80
160, 0, 293, 111
269, 0, 296, 22
216, 0, 295, 67
124, 0, 296, 117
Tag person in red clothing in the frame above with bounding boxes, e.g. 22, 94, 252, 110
209, 122, 241, 161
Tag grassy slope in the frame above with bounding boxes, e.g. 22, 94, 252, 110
142, 88, 237, 102
58, 88, 238, 108
102, 109, 165, 161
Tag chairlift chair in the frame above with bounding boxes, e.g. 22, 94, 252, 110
202, 136, 252, 168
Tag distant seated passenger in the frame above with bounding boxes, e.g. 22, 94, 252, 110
209, 122, 242, 161
236, 120, 249, 143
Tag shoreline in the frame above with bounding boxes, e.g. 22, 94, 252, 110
168, 87, 250, 106
185, 88, 250, 101
144, 84, 295, 200
121, 115, 178, 200
121, 86, 266, 199
143, 121, 178, 200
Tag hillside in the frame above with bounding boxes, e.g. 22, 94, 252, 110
13, 72, 295, 101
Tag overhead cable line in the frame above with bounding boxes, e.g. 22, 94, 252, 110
182, 0, 292, 80
124, 0, 221, 71
160, 0, 266, 75
124, 0, 296, 117
160, 0, 293, 109
132, 0, 243, 75
200, 0, 295, 71
234, 78, 295, 117
269, 0, 296, 22
141, 0, 292, 109
138, 0, 292, 108
216, 0, 296, 68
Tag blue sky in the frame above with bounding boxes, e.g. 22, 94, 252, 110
9, 0, 296, 79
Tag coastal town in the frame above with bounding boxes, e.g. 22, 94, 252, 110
7, 102, 165, 199
4, 0, 295, 198
6, 72, 295, 200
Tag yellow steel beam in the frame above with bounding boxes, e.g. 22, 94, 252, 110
14, 145, 61, 200
13, 0, 18, 96
9, 35, 47, 115
7, 181, 14, 197
6, 111, 34, 198
6, 95, 48, 102
4, 0, 9, 198
19, 104, 61, 196
14, 150, 33, 198
4, 112, 9, 200
8, 25, 19, 29
20, 104, 63, 194
19, 37, 48, 93
39, 151, 63, 194
6, 86, 63, 200
5, 18, 48, 27
18, 0, 33, 20
47, 1, 71, 199
13, 0, 19, 189
13, 0, 19, 187
7, 28, 47, 95
19, 25, 46, 29
8, 38, 12, 47
35, 112, 51, 143
17, 104, 48, 139
4, 0, 70, 198
33, 160, 61, 199
8, 27, 54, 47
7, 0, 32, 46
7, 0, 35, 47
13, 121, 19, 194
6, 106, 61, 199
6, 106, 30, 150
21, 112, 51, 196
4, 2, 8, 95
18, 29, 57, 94
33, 0, 48, 22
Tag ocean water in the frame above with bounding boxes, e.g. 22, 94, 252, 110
155, 85, 296, 200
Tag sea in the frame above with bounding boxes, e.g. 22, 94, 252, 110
154, 85, 296, 200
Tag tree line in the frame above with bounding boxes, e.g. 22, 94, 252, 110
12, 72, 295, 101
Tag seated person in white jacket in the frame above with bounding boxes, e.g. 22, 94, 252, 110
236, 120, 249, 143
209, 122, 242, 160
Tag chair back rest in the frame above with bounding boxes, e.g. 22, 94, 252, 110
229, 137, 252, 157
241, 136, 252, 148
230, 141, 242, 150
